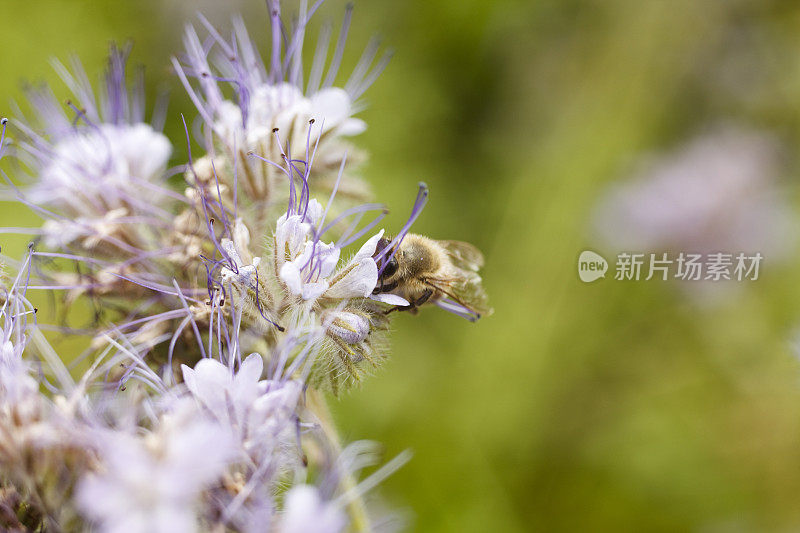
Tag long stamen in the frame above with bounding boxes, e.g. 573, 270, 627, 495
322, 3, 353, 88
301, 202, 384, 274
182, 114, 232, 265
299, 119, 317, 220
376, 182, 429, 278
319, 150, 346, 230
337, 209, 388, 248
306, 21, 331, 94
435, 298, 479, 322
269, 0, 283, 83
0, 118, 8, 155
271, 127, 296, 215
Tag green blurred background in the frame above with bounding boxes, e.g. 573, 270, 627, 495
6, 0, 800, 531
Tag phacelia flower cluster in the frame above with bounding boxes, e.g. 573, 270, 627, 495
0, 1, 488, 532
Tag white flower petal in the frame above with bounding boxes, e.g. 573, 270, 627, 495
302, 281, 330, 301
232, 217, 252, 263
314, 242, 341, 278
310, 88, 352, 130
370, 293, 410, 306
276, 215, 313, 262
280, 262, 304, 295
180, 364, 197, 394
338, 118, 367, 136
118, 123, 172, 179
215, 100, 245, 147
304, 199, 324, 226
281, 485, 346, 533
354, 229, 384, 261
192, 359, 232, 389
326, 258, 378, 298
220, 238, 242, 267
237, 353, 264, 385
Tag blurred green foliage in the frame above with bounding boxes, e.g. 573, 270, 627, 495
5, 0, 800, 531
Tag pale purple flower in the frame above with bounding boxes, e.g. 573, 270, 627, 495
76, 401, 234, 533
275, 199, 325, 270
12, 45, 174, 251
182, 353, 266, 425
280, 240, 340, 301
0, 249, 40, 409
278, 221, 389, 303
181, 353, 302, 463
174, 2, 388, 154
593, 127, 797, 257
212, 83, 366, 150
0, 338, 37, 406
271, 175, 388, 303
220, 238, 262, 290
30, 122, 170, 208
0, 3, 441, 529
280, 485, 347, 533
325, 230, 386, 300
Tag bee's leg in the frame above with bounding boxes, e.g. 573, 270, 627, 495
414, 289, 433, 306
384, 290, 433, 315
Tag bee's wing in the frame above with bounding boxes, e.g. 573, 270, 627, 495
438, 240, 485, 271
425, 272, 493, 318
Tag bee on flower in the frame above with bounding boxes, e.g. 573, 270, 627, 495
0, 1, 490, 531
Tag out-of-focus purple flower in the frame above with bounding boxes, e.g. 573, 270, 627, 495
592, 127, 796, 258
174, 2, 388, 154
0, 254, 40, 411
182, 353, 265, 426
212, 83, 366, 150
76, 400, 234, 533
0, 2, 448, 529
181, 353, 302, 463
280, 485, 347, 533
0, 338, 37, 406
13, 45, 173, 250
31, 123, 170, 208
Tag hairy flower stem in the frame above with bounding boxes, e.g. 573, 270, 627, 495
307, 388, 371, 532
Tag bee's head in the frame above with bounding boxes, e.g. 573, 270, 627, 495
374, 237, 399, 281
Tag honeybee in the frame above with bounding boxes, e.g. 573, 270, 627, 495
372, 234, 492, 321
